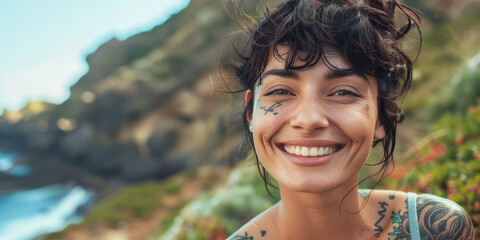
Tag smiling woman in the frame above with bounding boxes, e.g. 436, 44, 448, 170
225, 0, 475, 239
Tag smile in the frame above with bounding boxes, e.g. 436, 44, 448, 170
283, 145, 339, 157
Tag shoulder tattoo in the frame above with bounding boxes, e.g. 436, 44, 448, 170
417, 194, 475, 240
231, 229, 266, 240
232, 232, 254, 240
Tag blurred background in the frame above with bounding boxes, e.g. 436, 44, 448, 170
0, 0, 479, 239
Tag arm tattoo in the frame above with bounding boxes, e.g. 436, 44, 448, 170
259, 102, 281, 115
417, 195, 475, 240
388, 209, 409, 239
374, 201, 389, 237
232, 232, 254, 240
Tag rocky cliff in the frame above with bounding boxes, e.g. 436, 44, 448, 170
0, 0, 248, 190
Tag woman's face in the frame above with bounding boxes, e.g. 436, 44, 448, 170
247, 46, 385, 193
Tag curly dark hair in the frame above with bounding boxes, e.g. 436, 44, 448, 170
227, 0, 421, 196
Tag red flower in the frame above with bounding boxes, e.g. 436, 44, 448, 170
446, 186, 456, 199
473, 151, 480, 160
474, 201, 480, 211
455, 134, 465, 147
430, 142, 446, 155
417, 142, 447, 165
417, 181, 428, 192
391, 167, 407, 180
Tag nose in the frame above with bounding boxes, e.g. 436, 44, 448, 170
289, 95, 329, 133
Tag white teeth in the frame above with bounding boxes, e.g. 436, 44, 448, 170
309, 147, 318, 156
283, 145, 339, 157
318, 147, 325, 156
301, 147, 309, 156
284, 145, 290, 153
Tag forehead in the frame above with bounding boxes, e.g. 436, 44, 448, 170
259, 44, 377, 89
264, 45, 353, 71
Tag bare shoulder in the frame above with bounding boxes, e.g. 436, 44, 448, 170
416, 193, 475, 240
226, 221, 265, 240
359, 189, 408, 205
226, 203, 278, 240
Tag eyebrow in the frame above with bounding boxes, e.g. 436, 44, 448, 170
260, 69, 299, 81
325, 68, 369, 82
259, 67, 369, 83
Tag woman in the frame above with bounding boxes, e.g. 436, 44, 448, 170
227, 0, 475, 239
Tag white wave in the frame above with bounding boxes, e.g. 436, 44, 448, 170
0, 184, 94, 240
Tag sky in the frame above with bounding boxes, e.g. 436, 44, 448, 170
0, 0, 191, 112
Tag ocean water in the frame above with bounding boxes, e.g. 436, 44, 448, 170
0, 153, 95, 240
0, 152, 31, 177
0, 184, 94, 240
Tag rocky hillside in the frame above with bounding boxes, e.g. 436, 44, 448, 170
0, 0, 249, 191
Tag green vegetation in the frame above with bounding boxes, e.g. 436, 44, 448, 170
382, 101, 480, 236
159, 158, 279, 239
156, 200, 189, 236
404, 5, 480, 117
82, 174, 189, 227
84, 181, 164, 226
428, 52, 480, 118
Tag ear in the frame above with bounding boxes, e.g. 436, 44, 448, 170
245, 90, 252, 104
374, 119, 385, 140
245, 90, 253, 123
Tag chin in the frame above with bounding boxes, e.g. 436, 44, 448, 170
276, 169, 360, 195
280, 175, 343, 193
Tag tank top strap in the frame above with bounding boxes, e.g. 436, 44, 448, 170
407, 192, 421, 240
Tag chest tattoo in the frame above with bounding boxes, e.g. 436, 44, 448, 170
374, 201, 389, 237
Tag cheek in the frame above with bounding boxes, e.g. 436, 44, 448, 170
329, 104, 377, 141
252, 106, 286, 139
252, 98, 286, 127
251, 102, 290, 159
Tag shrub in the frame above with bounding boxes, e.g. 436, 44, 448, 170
159, 159, 279, 239
429, 52, 480, 118
84, 181, 164, 226
383, 102, 480, 237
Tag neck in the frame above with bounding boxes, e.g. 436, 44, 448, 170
275, 180, 371, 239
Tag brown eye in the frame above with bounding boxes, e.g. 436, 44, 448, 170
333, 89, 360, 97
265, 89, 293, 96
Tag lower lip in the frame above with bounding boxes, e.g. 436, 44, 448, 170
280, 147, 339, 167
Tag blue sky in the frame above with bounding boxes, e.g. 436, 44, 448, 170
0, 0, 190, 112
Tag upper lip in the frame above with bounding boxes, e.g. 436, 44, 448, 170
278, 139, 344, 148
